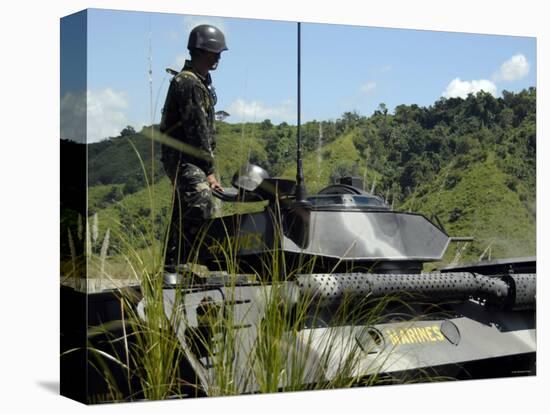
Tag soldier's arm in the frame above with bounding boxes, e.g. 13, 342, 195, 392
206, 173, 223, 191
176, 82, 216, 176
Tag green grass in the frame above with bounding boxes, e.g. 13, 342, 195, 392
62, 88, 537, 402
63, 123, 536, 401
214, 122, 269, 186
85, 122, 536, 271
281, 131, 382, 195
403, 152, 536, 264
64, 180, 406, 401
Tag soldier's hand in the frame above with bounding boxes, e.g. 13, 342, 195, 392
207, 174, 224, 192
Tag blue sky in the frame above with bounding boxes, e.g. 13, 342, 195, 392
61, 8, 536, 142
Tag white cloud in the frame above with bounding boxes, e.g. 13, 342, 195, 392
226, 99, 295, 123
442, 78, 497, 99
86, 89, 130, 142
61, 88, 131, 142
361, 82, 377, 94
441, 53, 530, 101
492, 54, 530, 82
60, 91, 86, 142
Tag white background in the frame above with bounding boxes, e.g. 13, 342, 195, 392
0, 0, 547, 412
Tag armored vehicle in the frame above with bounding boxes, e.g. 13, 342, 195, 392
152, 165, 536, 396
61, 163, 535, 401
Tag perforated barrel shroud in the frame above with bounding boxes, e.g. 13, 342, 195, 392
504, 273, 536, 310
296, 272, 535, 310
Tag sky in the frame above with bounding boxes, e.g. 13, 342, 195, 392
61, 8, 536, 142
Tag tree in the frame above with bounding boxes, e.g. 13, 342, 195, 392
215, 110, 230, 121
120, 125, 136, 136
105, 186, 124, 203
499, 107, 514, 129
264, 123, 294, 175
399, 154, 436, 191
123, 177, 140, 195
374, 103, 388, 117
260, 119, 273, 130
394, 104, 423, 125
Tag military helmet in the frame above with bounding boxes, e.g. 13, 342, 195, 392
187, 24, 228, 54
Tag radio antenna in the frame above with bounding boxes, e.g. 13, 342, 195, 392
295, 22, 308, 204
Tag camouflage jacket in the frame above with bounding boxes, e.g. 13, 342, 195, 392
160, 60, 216, 177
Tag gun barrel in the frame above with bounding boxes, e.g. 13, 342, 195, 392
296, 272, 536, 310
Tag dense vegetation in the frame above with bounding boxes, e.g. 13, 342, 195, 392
79, 87, 536, 264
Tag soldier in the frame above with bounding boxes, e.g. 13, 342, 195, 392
160, 24, 228, 269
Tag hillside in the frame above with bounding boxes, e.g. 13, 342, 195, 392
404, 152, 535, 264
87, 126, 163, 188
67, 87, 536, 267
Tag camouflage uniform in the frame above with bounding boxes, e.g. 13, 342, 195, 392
160, 60, 217, 266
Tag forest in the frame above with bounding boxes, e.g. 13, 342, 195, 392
65, 87, 536, 265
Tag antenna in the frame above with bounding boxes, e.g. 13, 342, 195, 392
295, 22, 308, 204
148, 18, 155, 222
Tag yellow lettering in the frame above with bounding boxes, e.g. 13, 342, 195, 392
208, 233, 263, 255
406, 329, 418, 343
252, 233, 263, 249
425, 327, 436, 341
225, 233, 263, 252
386, 329, 399, 345
415, 327, 428, 343
432, 326, 445, 341
385, 326, 445, 346
398, 329, 410, 344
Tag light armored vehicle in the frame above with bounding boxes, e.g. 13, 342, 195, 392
152, 164, 536, 395
61, 164, 536, 402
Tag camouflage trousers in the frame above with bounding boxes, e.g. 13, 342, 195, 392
165, 163, 214, 268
